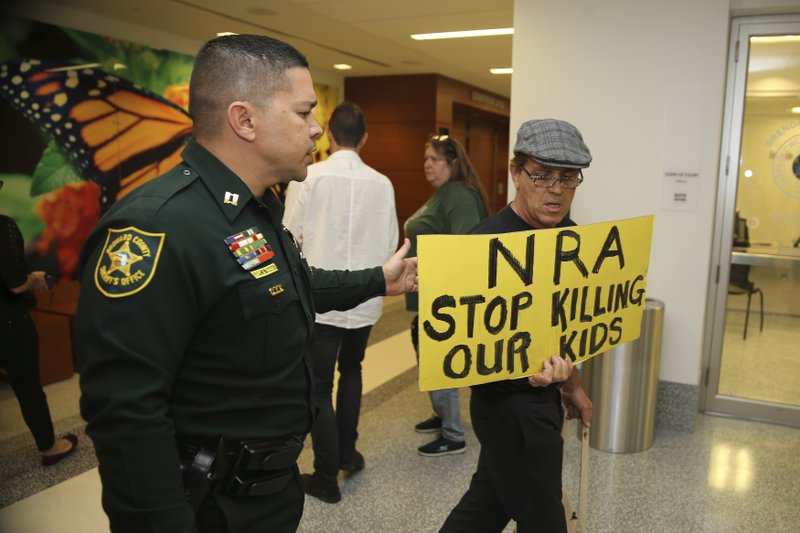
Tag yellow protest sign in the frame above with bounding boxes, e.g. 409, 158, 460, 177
418, 215, 654, 391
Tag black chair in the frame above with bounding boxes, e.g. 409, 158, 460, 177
733, 214, 750, 247
728, 264, 763, 340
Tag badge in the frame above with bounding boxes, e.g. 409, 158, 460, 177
94, 227, 165, 298
225, 227, 276, 271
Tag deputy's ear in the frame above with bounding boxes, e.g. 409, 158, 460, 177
227, 101, 256, 142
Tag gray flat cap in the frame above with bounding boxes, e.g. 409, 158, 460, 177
513, 119, 592, 169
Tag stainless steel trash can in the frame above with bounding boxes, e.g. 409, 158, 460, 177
580, 298, 665, 453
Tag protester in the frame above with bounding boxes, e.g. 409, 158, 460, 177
439, 119, 594, 533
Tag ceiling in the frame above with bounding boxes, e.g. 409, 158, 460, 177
15, 0, 515, 97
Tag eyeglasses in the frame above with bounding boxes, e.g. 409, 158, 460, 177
520, 166, 583, 189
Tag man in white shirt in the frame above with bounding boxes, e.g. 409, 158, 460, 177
283, 101, 398, 504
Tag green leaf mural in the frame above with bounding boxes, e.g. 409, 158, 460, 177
30, 141, 82, 196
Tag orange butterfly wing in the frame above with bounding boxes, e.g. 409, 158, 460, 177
0, 58, 192, 210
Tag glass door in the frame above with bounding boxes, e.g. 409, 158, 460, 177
703, 15, 800, 427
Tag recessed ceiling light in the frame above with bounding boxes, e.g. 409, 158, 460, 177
490, 68, 513, 75
411, 28, 514, 40
217, 32, 238, 37
792, 106, 800, 113
333, 64, 352, 70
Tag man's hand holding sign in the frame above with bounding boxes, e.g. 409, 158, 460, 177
436, 119, 654, 533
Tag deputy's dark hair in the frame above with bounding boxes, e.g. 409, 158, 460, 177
189, 34, 309, 140
328, 102, 365, 148
427, 136, 491, 215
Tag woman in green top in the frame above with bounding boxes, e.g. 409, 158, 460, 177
405, 134, 489, 457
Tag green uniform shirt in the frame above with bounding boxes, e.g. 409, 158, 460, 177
74, 139, 385, 531
403, 180, 486, 312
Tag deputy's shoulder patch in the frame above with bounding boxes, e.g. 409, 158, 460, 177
94, 226, 166, 298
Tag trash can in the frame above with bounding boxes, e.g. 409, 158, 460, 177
580, 298, 665, 453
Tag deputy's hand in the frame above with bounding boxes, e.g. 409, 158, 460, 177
383, 238, 418, 296
528, 355, 572, 387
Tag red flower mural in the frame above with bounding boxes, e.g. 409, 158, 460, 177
35, 182, 101, 280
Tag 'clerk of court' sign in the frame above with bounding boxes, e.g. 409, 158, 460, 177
418, 215, 654, 391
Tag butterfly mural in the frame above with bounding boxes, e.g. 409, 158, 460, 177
0, 57, 302, 215
0, 58, 193, 213
0, 48, 332, 279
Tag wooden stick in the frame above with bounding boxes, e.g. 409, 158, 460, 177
576, 425, 590, 533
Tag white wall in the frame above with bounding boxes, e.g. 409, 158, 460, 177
510, 0, 730, 385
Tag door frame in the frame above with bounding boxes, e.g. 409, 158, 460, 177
701, 14, 800, 427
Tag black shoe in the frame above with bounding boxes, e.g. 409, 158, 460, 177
414, 415, 443, 433
340, 451, 365, 478
301, 473, 341, 503
41, 433, 78, 467
417, 436, 466, 457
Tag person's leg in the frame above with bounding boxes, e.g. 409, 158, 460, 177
0, 313, 56, 451
308, 324, 342, 485
465, 389, 566, 533
335, 325, 371, 466
411, 314, 448, 432
429, 388, 464, 442
439, 398, 510, 533
510, 393, 565, 532
410, 314, 419, 361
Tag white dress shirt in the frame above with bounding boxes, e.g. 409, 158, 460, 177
283, 149, 398, 328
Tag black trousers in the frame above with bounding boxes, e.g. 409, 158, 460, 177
0, 311, 56, 451
195, 465, 305, 533
308, 323, 372, 483
440, 387, 566, 533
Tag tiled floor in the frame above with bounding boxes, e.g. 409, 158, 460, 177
1, 299, 799, 532
718, 310, 800, 405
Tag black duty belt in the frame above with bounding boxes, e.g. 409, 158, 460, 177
177, 435, 304, 509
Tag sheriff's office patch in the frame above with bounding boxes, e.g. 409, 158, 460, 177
94, 227, 166, 298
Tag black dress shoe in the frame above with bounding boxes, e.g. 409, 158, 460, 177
42, 433, 78, 467
340, 451, 365, 478
301, 473, 341, 503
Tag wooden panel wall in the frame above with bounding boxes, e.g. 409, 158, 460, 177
345, 75, 438, 244
345, 74, 510, 240
453, 103, 510, 214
